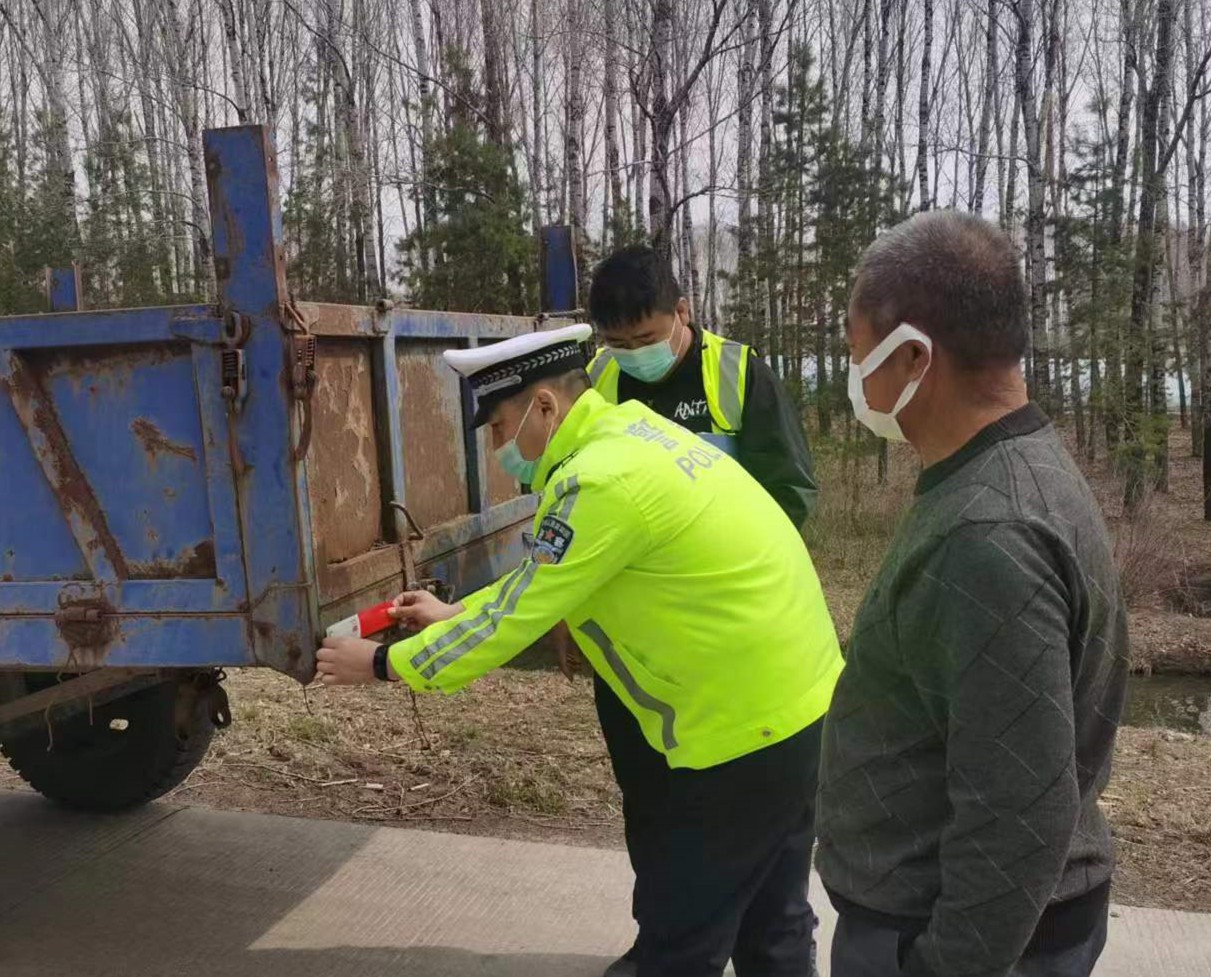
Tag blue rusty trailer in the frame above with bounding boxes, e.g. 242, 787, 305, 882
0, 125, 550, 810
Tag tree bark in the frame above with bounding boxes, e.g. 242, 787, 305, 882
481, 0, 510, 147
218, 0, 250, 121
917, 0, 933, 210
603, 0, 626, 245
1186, 0, 1208, 457
972, 0, 997, 214
737, 0, 757, 339
758, 0, 776, 351
565, 0, 586, 287
1014, 0, 1050, 410
164, 0, 215, 299
1125, 0, 1178, 509
409, 0, 436, 271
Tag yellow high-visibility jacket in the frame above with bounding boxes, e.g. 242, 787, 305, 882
588, 327, 749, 458
388, 389, 842, 770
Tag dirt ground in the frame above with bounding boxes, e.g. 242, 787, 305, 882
2, 426, 1209, 912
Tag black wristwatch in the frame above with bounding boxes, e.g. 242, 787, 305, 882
373, 644, 392, 681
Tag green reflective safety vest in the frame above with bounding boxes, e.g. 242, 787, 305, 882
388, 389, 842, 770
588, 328, 750, 458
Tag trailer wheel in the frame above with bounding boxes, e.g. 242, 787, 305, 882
0, 676, 216, 812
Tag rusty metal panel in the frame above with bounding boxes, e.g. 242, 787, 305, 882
297, 301, 377, 338
397, 340, 471, 528
484, 430, 521, 505
306, 339, 383, 565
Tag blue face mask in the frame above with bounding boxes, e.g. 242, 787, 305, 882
494, 396, 547, 484
610, 317, 687, 383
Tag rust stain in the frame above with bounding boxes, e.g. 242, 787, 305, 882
55, 595, 119, 658
306, 341, 383, 564
0, 360, 131, 579
128, 539, 216, 580
253, 620, 276, 641
398, 343, 473, 525
130, 418, 198, 463
1, 574, 12, 582
299, 302, 373, 336
35, 344, 183, 399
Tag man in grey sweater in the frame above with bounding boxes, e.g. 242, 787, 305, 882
817, 211, 1129, 977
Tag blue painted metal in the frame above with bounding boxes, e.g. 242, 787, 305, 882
539, 225, 578, 313
46, 266, 81, 312
0, 124, 540, 688
203, 124, 313, 678
0, 616, 255, 671
0, 306, 218, 350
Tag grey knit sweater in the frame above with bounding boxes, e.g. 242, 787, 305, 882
815, 405, 1129, 977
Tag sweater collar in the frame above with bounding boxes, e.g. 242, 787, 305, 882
915, 403, 1050, 495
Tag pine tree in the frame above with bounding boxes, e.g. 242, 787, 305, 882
397, 49, 535, 315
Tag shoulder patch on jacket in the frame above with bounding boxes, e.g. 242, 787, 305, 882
533, 515, 575, 565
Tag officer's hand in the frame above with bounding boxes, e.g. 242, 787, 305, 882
314, 636, 380, 686
388, 590, 462, 630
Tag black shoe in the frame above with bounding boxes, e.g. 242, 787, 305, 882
602, 945, 639, 977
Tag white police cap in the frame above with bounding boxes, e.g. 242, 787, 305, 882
444, 323, 593, 427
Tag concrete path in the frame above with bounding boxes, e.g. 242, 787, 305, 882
0, 790, 1207, 976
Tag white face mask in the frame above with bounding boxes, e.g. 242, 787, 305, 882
847, 323, 933, 442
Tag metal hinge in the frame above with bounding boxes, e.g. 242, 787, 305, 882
221, 348, 248, 412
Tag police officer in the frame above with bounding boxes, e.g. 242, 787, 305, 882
315, 323, 843, 977
586, 247, 823, 977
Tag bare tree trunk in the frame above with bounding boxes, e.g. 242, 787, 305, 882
565, 0, 586, 280
1104, 0, 1141, 453
409, 0, 436, 271
1014, 0, 1050, 410
1186, 0, 1208, 456
757, 0, 777, 351
603, 0, 626, 244
529, 0, 544, 233
481, 0, 510, 147
706, 51, 722, 324
341, 0, 378, 301
1125, 0, 1178, 508
861, 0, 873, 153
997, 84, 1017, 228
671, 12, 701, 318
973, 0, 997, 214
164, 0, 215, 299
894, 0, 908, 216
218, 0, 250, 121
917, 0, 933, 209
130, 0, 174, 294
737, 0, 757, 339
646, 0, 675, 255
1044, 0, 1066, 412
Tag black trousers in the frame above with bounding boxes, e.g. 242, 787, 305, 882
595, 675, 822, 977
830, 907, 1109, 977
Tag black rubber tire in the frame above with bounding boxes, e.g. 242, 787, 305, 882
0, 677, 214, 812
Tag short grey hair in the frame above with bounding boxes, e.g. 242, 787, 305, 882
850, 211, 1028, 369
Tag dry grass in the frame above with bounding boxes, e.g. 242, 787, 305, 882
805, 435, 918, 640
1105, 726, 1211, 911
153, 668, 624, 850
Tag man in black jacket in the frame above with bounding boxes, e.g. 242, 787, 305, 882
584, 245, 823, 977
817, 210, 1128, 977
586, 245, 818, 529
